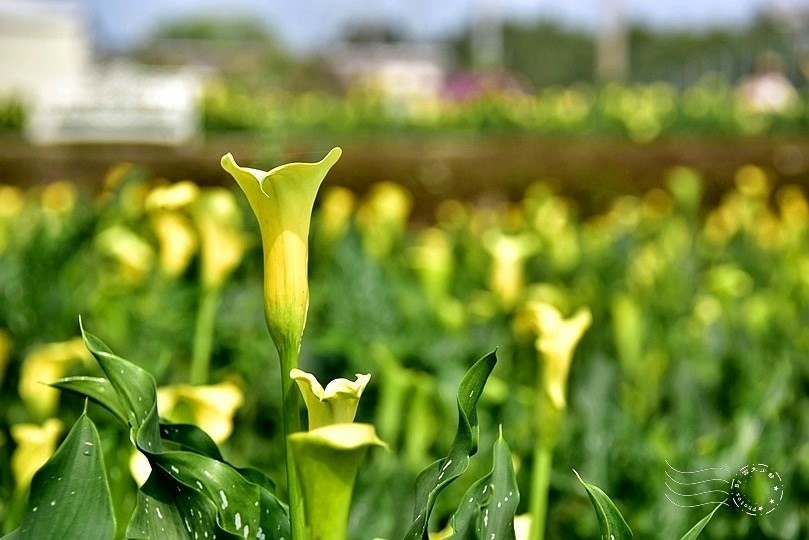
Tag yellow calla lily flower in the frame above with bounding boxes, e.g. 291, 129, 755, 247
10, 418, 63, 489
289, 423, 387, 540
193, 188, 246, 289
221, 148, 342, 355
156, 381, 244, 443
19, 337, 90, 419
290, 368, 371, 430
526, 302, 592, 411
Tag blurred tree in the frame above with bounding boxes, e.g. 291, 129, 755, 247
450, 16, 798, 89
137, 16, 293, 88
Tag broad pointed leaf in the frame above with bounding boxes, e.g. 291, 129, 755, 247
126, 467, 219, 540
66, 325, 290, 539
2, 413, 114, 540
51, 376, 129, 426
679, 503, 723, 540
402, 350, 497, 540
448, 428, 520, 539
574, 470, 633, 540
158, 423, 224, 461
80, 323, 163, 452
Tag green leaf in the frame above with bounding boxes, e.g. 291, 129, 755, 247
2, 412, 115, 540
80, 322, 163, 452
158, 423, 224, 461
152, 452, 261, 537
679, 503, 723, 540
51, 376, 129, 426
447, 428, 520, 540
71, 324, 290, 539
402, 350, 498, 540
574, 470, 633, 540
127, 461, 290, 540
126, 467, 219, 540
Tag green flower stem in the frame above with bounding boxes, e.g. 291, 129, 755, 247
529, 444, 552, 540
279, 342, 305, 540
530, 377, 564, 540
190, 286, 221, 385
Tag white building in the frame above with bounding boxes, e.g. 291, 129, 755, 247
327, 42, 448, 117
0, 0, 201, 145
0, 0, 90, 99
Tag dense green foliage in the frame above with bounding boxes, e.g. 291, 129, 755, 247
202, 78, 809, 141
0, 159, 807, 538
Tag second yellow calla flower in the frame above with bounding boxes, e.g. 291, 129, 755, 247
290, 368, 371, 430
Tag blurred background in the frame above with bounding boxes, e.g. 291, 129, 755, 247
1, 0, 808, 539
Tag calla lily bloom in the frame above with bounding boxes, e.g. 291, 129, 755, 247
483, 231, 539, 308
193, 188, 246, 290
10, 418, 63, 489
19, 337, 91, 419
290, 368, 371, 430
289, 423, 387, 540
290, 368, 386, 540
156, 381, 244, 443
526, 302, 592, 411
221, 148, 342, 355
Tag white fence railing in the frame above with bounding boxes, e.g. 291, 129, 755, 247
25, 62, 202, 146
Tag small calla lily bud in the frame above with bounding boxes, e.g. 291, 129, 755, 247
221, 148, 342, 356
290, 368, 371, 430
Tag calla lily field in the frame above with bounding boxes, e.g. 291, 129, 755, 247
0, 145, 806, 540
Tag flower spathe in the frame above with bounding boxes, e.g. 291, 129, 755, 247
221, 147, 342, 354
527, 302, 592, 411
289, 368, 386, 540
290, 368, 371, 430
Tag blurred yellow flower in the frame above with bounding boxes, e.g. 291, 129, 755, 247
150, 211, 198, 277
291, 369, 371, 430
356, 181, 412, 258
0, 329, 12, 386
193, 188, 246, 289
40, 181, 77, 214
144, 180, 200, 211
483, 231, 538, 308
526, 302, 592, 411
95, 226, 155, 284
735, 165, 770, 198
776, 185, 808, 230
156, 381, 244, 443
317, 185, 356, 243
10, 418, 63, 489
408, 227, 454, 305
19, 337, 90, 419
0, 184, 25, 219
221, 148, 341, 355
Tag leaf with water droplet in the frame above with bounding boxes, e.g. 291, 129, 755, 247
126, 467, 218, 540
1, 413, 114, 540
574, 470, 633, 540
447, 428, 519, 539
79, 322, 162, 451
51, 376, 129, 426
158, 423, 224, 461
402, 350, 497, 540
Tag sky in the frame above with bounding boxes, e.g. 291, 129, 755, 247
64, 0, 809, 53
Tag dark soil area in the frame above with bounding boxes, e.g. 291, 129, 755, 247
3, 135, 809, 219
